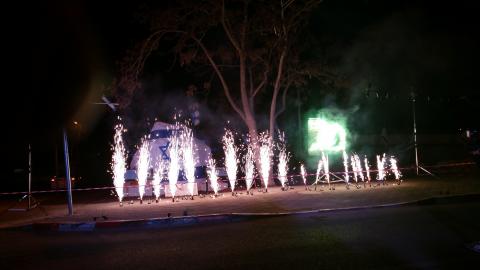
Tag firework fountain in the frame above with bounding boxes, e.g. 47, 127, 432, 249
181, 125, 196, 199
244, 142, 255, 195
168, 127, 181, 202
277, 132, 290, 191
364, 156, 371, 187
207, 157, 219, 196
300, 164, 307, 190
137, 137, 151, 204
315, 159, 323, 191
153, 159, 164, 203
259, 132, 273, 192
343, 151, 350, 188
354, 154, 365, 188
109, 112, 408, 206
111, 124, 127, 206
390, 156, 402, 184
350, 155, 360, 188
376, 153, 387, 185
223, 130, 238, 196
322, 152, 331, 190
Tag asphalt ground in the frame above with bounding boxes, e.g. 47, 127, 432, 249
0, 200, 478, 269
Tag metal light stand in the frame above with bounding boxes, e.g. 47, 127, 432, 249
26, 144, 39, 209
8, 144, 40, 211
329, 172, 344, 189
411, 92, 436, 177
312, 175, 324, 191
344, 171, 350, 190
9, 144, 39, 211
303, 174, 310, 191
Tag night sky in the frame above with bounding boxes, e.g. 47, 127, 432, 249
17, 0, 479, 191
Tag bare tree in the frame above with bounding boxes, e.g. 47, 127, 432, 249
113, 0, 343, 183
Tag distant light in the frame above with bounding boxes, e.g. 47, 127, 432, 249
73, 121, 78, 125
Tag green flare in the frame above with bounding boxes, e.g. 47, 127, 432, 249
307, 118, 346, 153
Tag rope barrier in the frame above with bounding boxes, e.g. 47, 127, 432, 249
0, 161, 475, 196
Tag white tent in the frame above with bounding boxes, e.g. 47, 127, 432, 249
125, 121, 227, 197
130, 121, 211, 172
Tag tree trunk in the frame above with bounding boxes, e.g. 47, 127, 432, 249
238, 54, 275, 187
269, 49, 287, 137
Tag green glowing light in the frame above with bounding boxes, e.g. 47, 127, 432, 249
307, 118, 346, 153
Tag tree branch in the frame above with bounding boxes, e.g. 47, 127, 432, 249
269, 47, 287, 135
273, 49, 287, 99
252, 70, 268, 98
217, 64, 240, 68
249, 67, 254, 96
275, 81, 292, 119
129, 30, 165, 80
241, 0, 248, 50
221, 0, 242, 54
190, 34, 246, 122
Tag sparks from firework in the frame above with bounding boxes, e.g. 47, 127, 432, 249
315, 158, 323, 184
277, 132, 290, 189
111, 124, 127, 203
223, 130, 238, 194
377, 153, 386, 181
244, 140, 255, 192
343, 151, 349, 184
390, 156, 402, 180
153, 159, 165, 201
207, 156, 219, 195
350, 155, 358, 183
364, 156, 371, 183
300, 164, 307, 187
322, 152, 330, 188
354, 154, 365, 183
181, 125, 196, 196
168, 125, 181, 199
259, 132, 273, 191
137, 136, 151, 201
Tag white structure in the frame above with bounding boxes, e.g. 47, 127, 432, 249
130, 121, 211, 169
125, 121, 227, 197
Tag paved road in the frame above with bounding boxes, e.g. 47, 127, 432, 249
1, 201, 478, 269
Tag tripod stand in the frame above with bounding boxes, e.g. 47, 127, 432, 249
9, 144, 39, 211
411, 92, 436, 177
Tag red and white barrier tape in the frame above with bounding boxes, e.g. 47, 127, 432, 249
0, 162, 475, 196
